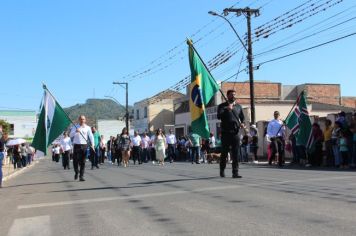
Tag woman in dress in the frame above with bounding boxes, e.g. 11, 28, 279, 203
119, 128, 131, 167
154, 128, 167, 165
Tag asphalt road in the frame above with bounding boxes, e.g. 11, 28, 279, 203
1, 159, 356, 236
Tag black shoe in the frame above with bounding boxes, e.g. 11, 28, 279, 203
220, 170, 225, 178
79, 177, 85, 181
195, 162, 200, 164
232, 174, 242, 178
91, 166, 94, 170
96, 165, 99, 169
74, 173, 78, 180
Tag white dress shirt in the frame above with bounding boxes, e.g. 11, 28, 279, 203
54, 146, 60, 154
132, 135, 142, 147
70, 124, 94, 145
141, 136, 151, 149
209, 136, 216, 148
60, 137, 72, 151
266, 119, 285, 139
166, 134, 177, 145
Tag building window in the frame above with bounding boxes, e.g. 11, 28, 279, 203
10, 124, 14, 135
144, 107, 147, 118
136, 110, 140, 120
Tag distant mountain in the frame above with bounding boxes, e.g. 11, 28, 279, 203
64, 99, 132, 126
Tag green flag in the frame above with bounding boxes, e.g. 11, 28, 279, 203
32, 87, 72, 154
187, 39, 219, 139
285, 91, 313, 148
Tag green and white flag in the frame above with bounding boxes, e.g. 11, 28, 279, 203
32, 86, 71, 154
285, 91, 313, 149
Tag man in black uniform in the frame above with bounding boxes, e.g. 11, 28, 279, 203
217, 89, 245, 178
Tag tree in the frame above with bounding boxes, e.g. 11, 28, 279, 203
0, 119, 10, 134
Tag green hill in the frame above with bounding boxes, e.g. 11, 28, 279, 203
64, 99, 132, 126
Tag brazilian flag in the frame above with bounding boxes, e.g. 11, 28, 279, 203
188, 39, 219, 139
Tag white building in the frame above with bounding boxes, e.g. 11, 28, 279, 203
0, 110, 37, 138
97, 119, 126, 139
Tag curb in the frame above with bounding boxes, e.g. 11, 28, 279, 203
2, 159, 42, 182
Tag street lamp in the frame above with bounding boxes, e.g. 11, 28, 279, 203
209, 10, 257, 124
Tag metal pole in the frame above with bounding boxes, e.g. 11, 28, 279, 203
246, 9, 256, 124
113, 82, 129, 131
125, 83, 129, 131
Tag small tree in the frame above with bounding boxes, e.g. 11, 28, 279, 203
0, 119, 10, 134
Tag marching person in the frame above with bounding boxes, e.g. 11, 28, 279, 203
91, 126, 101, 169
99, 135, 106, 164
217, 89, 245, 178
266, 111, 286, 167
141, 132, 151, 163
154, 128, 167, 165
70, 115, 94, 181
119, 127, 131, 167
132, 131, 142, 165
60, 131, 72, 170
166, 129, 177, 163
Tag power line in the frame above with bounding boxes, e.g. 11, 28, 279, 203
257, 31, 356, 66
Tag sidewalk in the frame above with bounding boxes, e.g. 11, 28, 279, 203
2, 157, 43, 182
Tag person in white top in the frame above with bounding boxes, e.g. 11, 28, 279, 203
69, 115, 94, 181
266, 111, 285, 167
208, 132, 216, 151
53, 144, 60, 163
141, 132, 151, 163
166, 129, 177, 163
131, 131, 142, 164
60, 131, 72, 170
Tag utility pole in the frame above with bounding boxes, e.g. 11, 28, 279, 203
223, 7, 260, 124
113, 82, 129, 131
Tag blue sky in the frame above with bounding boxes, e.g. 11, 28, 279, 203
1, 0, 355, 110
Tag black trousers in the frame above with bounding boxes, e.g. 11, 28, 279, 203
73, 144, 87, 177
269, 137, 284, 166
141, 148, 151, 162
132, 146, 141, 164
167, 144, 176, 162
220, 133, 240, 175
62, 150, 70, 169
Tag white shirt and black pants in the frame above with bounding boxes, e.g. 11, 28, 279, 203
61, 137, 72, 170
132, 135, 142, 164
166, 134, 177, 163
70, 124, 94, 181
266, 119, 285, 167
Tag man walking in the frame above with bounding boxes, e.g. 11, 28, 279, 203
132, 131, 142, 164
90, 126, 101, 169
166, 129, 177, 163
141, 132, 151, 163
266, 111, 285, 167
217, 89, 245, 178
70, 115, 94, 181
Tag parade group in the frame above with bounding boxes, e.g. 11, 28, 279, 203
1, 90, 356, 185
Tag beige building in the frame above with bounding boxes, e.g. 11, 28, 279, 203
133, 90, 184, 133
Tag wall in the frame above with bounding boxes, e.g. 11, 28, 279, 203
0, 110, 37, 138
341, 97, 356, 108
302, 84, 341, 106
97, 119, 126, 139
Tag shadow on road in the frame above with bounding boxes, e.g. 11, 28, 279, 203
48, 185, 149, 193
3, 180, 74, 188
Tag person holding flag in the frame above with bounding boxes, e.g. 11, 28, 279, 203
70, 115, 94, 181
217, 90, 245, 178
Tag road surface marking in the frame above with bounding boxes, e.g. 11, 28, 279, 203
7, 215, 50, 236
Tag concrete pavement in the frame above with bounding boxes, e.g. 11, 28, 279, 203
1, 159, 356, 236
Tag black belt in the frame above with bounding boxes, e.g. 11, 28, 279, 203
74, 144, 87, 146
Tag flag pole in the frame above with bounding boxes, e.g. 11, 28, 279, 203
274, 90, 304, 137
187, 39, 242, 125
42, 83, 95, 153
